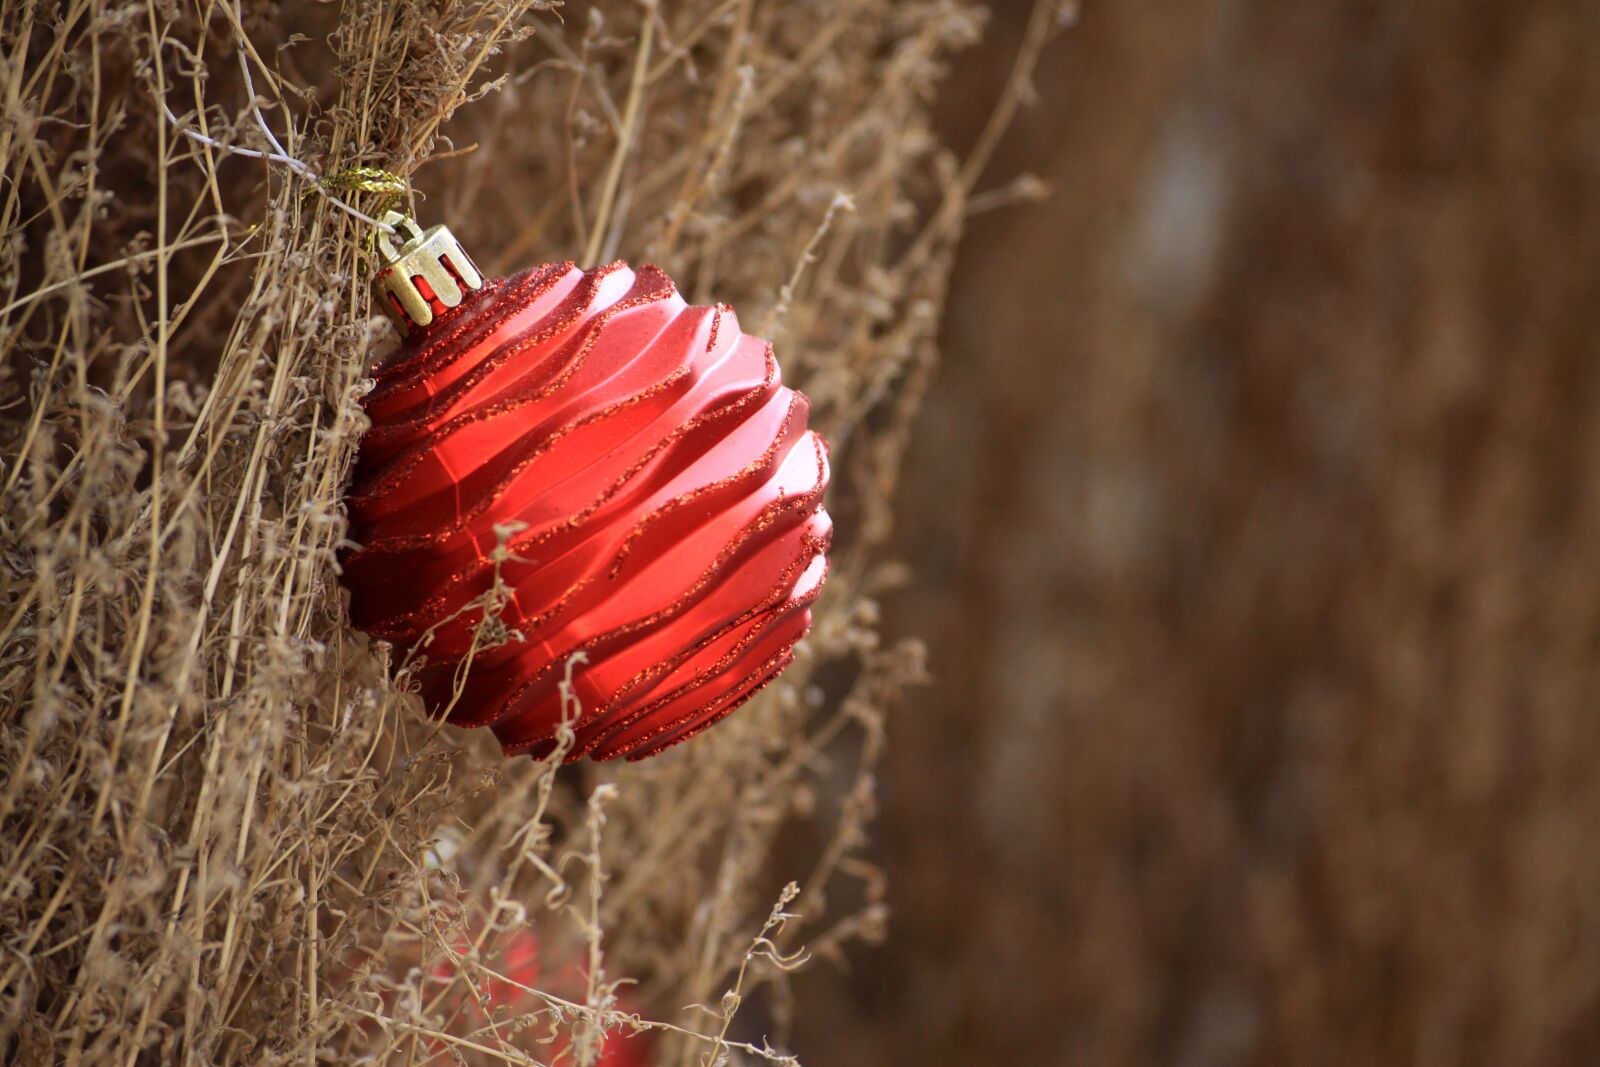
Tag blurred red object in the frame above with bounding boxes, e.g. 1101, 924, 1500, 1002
342, 253, 831, 761
432, 926, 649, 1067
341, 921, 649, 1065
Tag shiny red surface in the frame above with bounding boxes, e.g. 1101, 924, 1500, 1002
343, 262, 831, 761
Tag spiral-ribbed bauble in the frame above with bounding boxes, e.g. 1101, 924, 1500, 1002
342, 256, 831, 761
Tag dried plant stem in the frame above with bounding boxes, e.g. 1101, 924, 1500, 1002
900, 0, 1067, 275
585, 2, 656, 266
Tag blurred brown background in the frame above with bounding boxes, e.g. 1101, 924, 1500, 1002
796, 2, 1600, 1065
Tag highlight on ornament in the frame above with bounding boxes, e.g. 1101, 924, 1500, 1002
341, 212, 833, 762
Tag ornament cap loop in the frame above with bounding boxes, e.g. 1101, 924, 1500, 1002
373, 211, 484, 335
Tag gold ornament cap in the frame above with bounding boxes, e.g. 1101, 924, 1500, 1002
372, 211, 484, 335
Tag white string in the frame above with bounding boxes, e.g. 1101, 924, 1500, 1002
161, 49, 398, 234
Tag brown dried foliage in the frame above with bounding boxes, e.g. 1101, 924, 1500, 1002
0, 0, 1050, 1062
821, 4, 1600, 1067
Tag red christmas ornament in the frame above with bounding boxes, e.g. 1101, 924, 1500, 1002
430, 926, 651, 1066
348, 921, 651, 1065
342, 215, 831, 761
